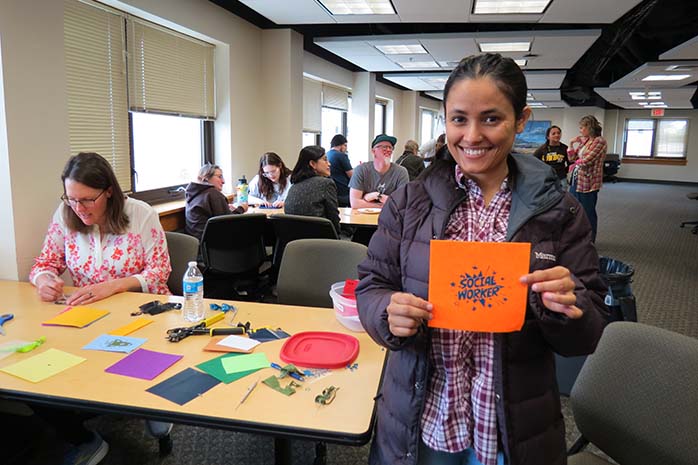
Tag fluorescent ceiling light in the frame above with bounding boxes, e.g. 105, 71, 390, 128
473, 0, 552, 14
424, 78, 448, 88
375, 44, 427, 55
514, 59, 527, 67
528, 102, 547, 107
478, 41, 531, 53
399, 61, 440, 69
642, 74, 691, 81
319, 0, 395, 15
629, 91, 663, 100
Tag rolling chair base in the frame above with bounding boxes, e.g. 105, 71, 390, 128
680, 221, 698, 234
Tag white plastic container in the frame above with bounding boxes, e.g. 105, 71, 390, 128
329, 282, 364, 332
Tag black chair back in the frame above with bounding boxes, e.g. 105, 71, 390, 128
200, 214, 267, 276
269, 214, 339, 271
164, 231, 200, 295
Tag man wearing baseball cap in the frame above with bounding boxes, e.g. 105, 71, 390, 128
349, 134, 409, 209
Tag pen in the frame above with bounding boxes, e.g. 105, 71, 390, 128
236, 378, 259, 410
270, 362, 305, 382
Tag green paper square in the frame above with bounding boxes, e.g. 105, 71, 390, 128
196, 352, 260, 384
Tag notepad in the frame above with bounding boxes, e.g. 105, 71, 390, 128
0, 348, 86, 383
42, 306, 110, 328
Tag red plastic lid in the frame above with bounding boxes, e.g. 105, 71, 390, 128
279, 331, 360, 369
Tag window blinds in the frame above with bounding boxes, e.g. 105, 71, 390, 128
303, 79, 322, 133
64, 0, 131, 190
322, 84, 349, 111
128, 18, 215, 119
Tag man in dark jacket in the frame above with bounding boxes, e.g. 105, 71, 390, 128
184, 164, 246, 240
356, 153, 608, 465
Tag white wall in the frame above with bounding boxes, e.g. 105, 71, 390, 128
0, 0, 268, 280
533, 106, 698, 183
604, 109, 698, 183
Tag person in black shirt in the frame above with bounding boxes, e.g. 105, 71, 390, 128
532, 125, 569, 187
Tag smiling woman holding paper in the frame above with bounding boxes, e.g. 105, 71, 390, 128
356, 54, 608, 465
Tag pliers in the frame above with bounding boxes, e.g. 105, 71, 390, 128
0, 313, 14, 336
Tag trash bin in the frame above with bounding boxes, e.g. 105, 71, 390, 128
555, 256, 637, 395
599, 256, 637, 322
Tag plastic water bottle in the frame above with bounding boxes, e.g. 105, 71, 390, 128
182, 261, 205, 322
237, 176, 249, 204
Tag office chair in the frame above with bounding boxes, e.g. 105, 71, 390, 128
276, 239, 367, 308
269, 214, 339, 281
679, 192, 698, 234
200, 213, 270, 300
164, 231, 200, 295
568, 322, 698, 465
275, 238, 366, 465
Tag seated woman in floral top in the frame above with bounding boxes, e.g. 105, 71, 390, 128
30, 152, 171, 305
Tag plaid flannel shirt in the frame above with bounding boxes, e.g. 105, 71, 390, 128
567, 135, 607, 193
420, 165, 511, 465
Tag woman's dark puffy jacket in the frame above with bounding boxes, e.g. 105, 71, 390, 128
356, 153, 608, 465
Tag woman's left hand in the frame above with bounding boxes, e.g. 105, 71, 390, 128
520, 266, 583, 319
66, 281, 118, 306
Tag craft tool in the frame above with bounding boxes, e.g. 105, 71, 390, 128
0, 314, 14, 336
166, 313, 246, 342
270, 362, 305, 382
236, 378, 259, 409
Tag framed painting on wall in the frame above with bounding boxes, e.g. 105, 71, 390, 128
513, 120, 551, 155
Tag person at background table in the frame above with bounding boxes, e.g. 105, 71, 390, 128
420, 133, 446, 168
355, 54, 607, 465
249, 152, 292, 207
31, 152, 172, 305
28, 151, 175, 464
349, 134, 409, 209
285, 145, 341, 235
395, 139, 425, 181
567, 115, 607, 242
327, 134, 353, 207
532, 125, 569, 188
184, 163, 248, 240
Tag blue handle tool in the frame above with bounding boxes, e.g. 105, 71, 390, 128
0, 313, 14, 336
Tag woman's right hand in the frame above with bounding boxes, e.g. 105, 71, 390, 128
363, 191, 380, 202
386, 292, 433, 337
35, 275, 64, 302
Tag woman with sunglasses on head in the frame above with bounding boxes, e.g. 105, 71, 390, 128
532, 125, 569, 188
249, 152, 292, 207
285, 145, 340, 235
185, 163, 248, 240
31, 152, 171, 305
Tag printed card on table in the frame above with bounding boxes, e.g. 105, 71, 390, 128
428, 240, 531, 333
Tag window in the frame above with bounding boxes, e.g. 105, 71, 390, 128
302, 132, 320, 147
64, 0, 215, 198
421, 109, 438, 145
374, 102, 386, 135
623, 118, 688, 159
131, 112, 204, 191
321, 107, 347, 150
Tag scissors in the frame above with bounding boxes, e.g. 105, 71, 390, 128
0, 314, 14, 336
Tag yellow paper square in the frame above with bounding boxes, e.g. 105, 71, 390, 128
0, 348, 86, 383
108, 318, 153, 336
43, 307, 110, 328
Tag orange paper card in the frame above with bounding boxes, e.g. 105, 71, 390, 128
203, 337, 253, 354
108, 318, 154, 336
428, 240, 531, 333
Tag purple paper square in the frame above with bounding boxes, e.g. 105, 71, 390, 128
105, 348, 183, 380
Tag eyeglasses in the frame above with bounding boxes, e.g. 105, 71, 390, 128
61, 189, 106, 208
374, 145, 393, 152
262, 167, 280, 178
